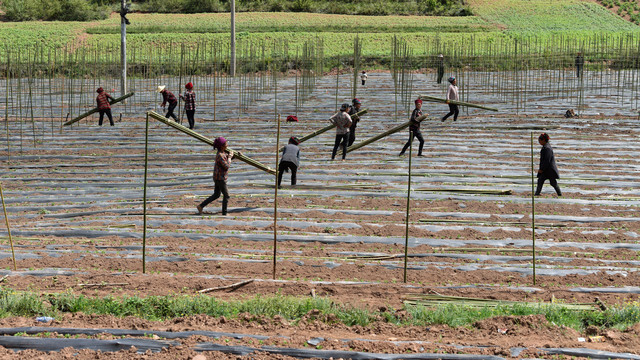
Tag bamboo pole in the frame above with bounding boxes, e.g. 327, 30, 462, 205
288, 109, 368, 150
418, 95, 499, 111
403, 131, 413, 283
0, 182, 17, 271
142, 113, 149, 274
530, 132, 536, 285
146, 111, 276, 175
273, 113, 280, 280
63, 92, 134, 126
344, 114, 427, 154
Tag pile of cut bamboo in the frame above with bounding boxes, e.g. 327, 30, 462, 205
146, 111, 276, 175
64, 93, 135, 126
404, 293, 595, 310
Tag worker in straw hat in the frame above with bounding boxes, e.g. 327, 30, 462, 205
156, 85, 178, 122
329, 103, 353, 161
95, 87, 115, 126
197, 136, 239, 216
441, 76, 459, 122
179, 82, 196, 129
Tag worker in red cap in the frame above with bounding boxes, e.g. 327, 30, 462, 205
180, 82, 196, 129
399, 98, 425, 156
95, 87, 115, 126
278, 136, 301, 188
197, 136, 238, 216
347, 98, 362, 146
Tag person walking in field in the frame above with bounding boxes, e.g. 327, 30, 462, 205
360, 71, 368, 86
278, 136, 301, 188
197, 137, 237, 216
95, 87, 115, 127
347, 98, 363, 147
436, 54, 445, 84
330, 103, 353, 161
180, 82, 196, 129
535, 133, 562, 197
441, 76, 459, 122
575, 52, 584, 78
157, 85, 178, 122
399, 98, 425, 157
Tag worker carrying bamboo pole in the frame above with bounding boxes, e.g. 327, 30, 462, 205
156, 85, 178, 122
179, 82, 196, 129
330, 103, 353, 161
95, 87, 115, 126
399, 98, 425, 157
197, 136, 240, 216
347, 98, 363, 147
441, 76, 459, 122
278, 136, 301, 189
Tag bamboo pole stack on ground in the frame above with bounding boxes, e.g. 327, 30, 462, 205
418, 95, 499, 112
146, 111, 276, 175
63, 92, 135, 126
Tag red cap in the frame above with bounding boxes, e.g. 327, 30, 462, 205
96, 87, 104, 93
185, 82, 193, 89
415, 98, 422, 105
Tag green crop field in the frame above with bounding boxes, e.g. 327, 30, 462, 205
1, 0, 639, 61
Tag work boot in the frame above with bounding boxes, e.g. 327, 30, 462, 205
221, 201, 228, 216
196, 205, 203, 215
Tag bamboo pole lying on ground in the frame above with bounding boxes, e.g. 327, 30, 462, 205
146, 111, 276, 175
63, 93, 135, 126
419, 94, 499, 112
343, 114, 428, 155
291, 109, 368, 147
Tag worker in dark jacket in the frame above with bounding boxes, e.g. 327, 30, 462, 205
278, 136, 301, 188
157, 85, 178, 122
535, 133, 562, 196
96, 87, 115, 126
180, 82, 196, 129
347, 98, 362, 147
399, 99, 425, 156
436, 54, 445, 84
575, 52, 584, 78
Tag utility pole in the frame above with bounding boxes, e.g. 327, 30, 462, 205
230, 0, 236, 77
120, 0, 130, 96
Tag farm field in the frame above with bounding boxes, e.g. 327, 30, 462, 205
1, 70, 640, 358
3, 0, 640, 59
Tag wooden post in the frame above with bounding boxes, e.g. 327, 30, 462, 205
403, 131, 413, 283
273, 113, 280, 280
142, 113, 149, 274
0, 182, 17, 271
530, 132, 536, 285
230, 0, 236, 77
121, 0, 127, 97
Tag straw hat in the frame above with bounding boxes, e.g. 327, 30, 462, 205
156, 85, 166, 93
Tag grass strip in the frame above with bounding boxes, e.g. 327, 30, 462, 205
0, 290, 639, 331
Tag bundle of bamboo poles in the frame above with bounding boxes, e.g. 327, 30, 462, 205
419, 95, 498, 112
291, 109, 368, 147
146, 111, 276, 175
343, 114, 428, 154
404, 293, 595, 311
64, 93, 135, 126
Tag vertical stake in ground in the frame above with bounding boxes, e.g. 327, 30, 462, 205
0, 182, 16, 271
142, 113, 150, 274
272, 95, 280, 280
530, 131, 536, 285
403, 131, 414, 283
